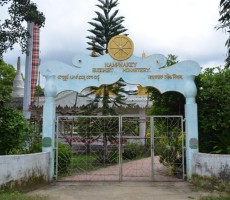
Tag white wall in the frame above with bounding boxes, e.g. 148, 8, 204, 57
0, 152, 50, 188
192, 153, 230, 178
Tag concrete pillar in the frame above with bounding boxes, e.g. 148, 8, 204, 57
23, 22, 34, 119
42, 75, 57, 180
139, 109, 146, 145
184, 76, 199, 178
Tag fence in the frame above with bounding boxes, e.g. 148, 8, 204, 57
0, 152, 50, 189
192, 153, 230, 179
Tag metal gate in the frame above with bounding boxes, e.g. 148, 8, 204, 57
55, 115, 184, 181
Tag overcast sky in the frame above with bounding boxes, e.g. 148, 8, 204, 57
1, 0, 228, 78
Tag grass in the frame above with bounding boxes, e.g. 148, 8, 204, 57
60, 151, 119, 176
0, 191, 47, 200
192, 175, 230, 193
200, 196, 230, 200
70, 153, 101, 172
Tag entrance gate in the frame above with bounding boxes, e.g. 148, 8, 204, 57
41, 38, 201, 179
55, 115, 184, 181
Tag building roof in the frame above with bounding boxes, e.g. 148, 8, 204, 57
35, 91, 151, 109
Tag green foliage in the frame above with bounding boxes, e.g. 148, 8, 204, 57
196, 67, 230, 153
28, 136, 42, 153
96, 149, 119, 164
0, 105, 33, 155
166, 54, 179, 66
86, 0, 128, 55
147, 54, 185, 116
0, 191, 47, 200
35, 85, 44, 97
5, 136, 41, 154
85, 1, 137, 115
57, 142, 72, 174
83, 79, 137, 115
216, 0, 230, 68
211, 132, 230, 154
70, 153, 99, 172
148, 57, 230, 154
192, 174, 230, 194
0, 0, 45, 57
147, 90, 185, 116
154, 130, 184, 170
123, 142, 149, 160
0, 60, 16, 102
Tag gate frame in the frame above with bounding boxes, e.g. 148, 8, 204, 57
55, 115, 184, 181
41, 53, 200, 180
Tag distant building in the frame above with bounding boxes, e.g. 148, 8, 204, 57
11, 57, 24, 109
32, 85, 151, 116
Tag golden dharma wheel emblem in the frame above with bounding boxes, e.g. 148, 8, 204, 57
108, 35, 134, 61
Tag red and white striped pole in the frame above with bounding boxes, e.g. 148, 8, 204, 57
23, 22, 40, 119
31, 23, 40, 104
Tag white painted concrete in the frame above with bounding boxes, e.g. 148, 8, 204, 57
192, 152, 230, 178
0, 152, 50, 187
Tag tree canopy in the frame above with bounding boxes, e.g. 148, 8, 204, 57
82, 79, 137, 115
84, 0, 131, 115
86, 0, 127, 56
0, 0, 45, 58
217, 0, 230, 68
147, 54, 230, 154
196, 67, 230, 153
147, 54, 185, 116
0, 59, 16, 102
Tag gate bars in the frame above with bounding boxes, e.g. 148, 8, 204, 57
55, 115, 185, 181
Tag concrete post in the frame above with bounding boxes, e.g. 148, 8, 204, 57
42, 75, 57, 180
184, 76, 199, 178
139, 109, 146, 145
23, 22, 34, 119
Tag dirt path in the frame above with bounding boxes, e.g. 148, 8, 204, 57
61, 156, 182, 182
28, 181, 211, 200
28, 157, 212, 200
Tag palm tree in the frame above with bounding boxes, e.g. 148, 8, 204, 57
86, 0, 127, 56
83, 79, 137, 115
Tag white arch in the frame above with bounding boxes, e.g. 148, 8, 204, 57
41, 53, 201, 180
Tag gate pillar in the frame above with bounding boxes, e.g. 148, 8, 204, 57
185, 77, 199, 178
139, 109, 146, 145
42, 75, 57, 180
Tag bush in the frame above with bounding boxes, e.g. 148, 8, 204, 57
211, 131, 230, 154
29, 136, 42, 153
57, 143, 72, 174
196, 68, 230, 153
122, 142, 148, 160
95, 148, 119, 164
154, 131, 184, 175
0, 105, 33, 155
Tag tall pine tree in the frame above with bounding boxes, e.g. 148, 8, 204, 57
86, 0, 127, 56
83, 0, 134, 116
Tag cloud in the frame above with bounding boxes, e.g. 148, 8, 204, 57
1, 0, 228, 77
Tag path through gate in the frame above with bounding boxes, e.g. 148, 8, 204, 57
55, 115, 184, 181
